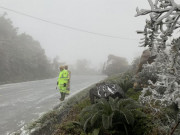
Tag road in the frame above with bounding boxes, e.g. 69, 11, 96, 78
0, 75, 106, 135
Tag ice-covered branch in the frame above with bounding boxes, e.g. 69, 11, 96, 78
135, 8, 172, 17
136, 0, 180, 112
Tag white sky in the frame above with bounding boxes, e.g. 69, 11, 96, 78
0, 0, 159, 67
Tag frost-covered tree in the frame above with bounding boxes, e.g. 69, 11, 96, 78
136, 0, 180, 51
136, 0, 180, 107
136, 1, 180, 133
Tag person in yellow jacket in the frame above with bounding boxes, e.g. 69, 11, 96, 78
64, 65, 71, 94
57, 66, 69, 101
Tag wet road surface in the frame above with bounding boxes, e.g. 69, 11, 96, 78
0, 75, 106, 135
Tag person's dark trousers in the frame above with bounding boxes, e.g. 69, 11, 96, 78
60, 92, 66, 101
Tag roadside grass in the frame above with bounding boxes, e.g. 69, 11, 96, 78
52, 98, 91, 135
51, 72, 180, 135
51, 73, 149, 135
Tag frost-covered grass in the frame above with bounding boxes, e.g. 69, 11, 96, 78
52, 98, 91, 135
51, 73, 156, 135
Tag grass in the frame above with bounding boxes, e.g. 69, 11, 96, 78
126, 88, 141, 101
52, 98, 91, 135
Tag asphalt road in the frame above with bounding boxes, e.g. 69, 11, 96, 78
0, 75, 106, 135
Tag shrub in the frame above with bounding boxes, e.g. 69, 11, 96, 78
79, 97, 152, 135
119, 79, 133, 93
126, 88, 141, 101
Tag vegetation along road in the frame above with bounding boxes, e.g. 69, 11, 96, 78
0, 75, 106, 135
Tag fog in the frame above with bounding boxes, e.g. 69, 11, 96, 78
0, 0, 152, 67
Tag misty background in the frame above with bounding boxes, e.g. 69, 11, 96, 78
0, 0, 166, 83
0, 0, 150, 66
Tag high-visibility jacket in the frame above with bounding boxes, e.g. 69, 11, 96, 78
58, 69, 69, 93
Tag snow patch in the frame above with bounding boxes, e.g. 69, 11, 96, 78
17, 120, 25, 127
